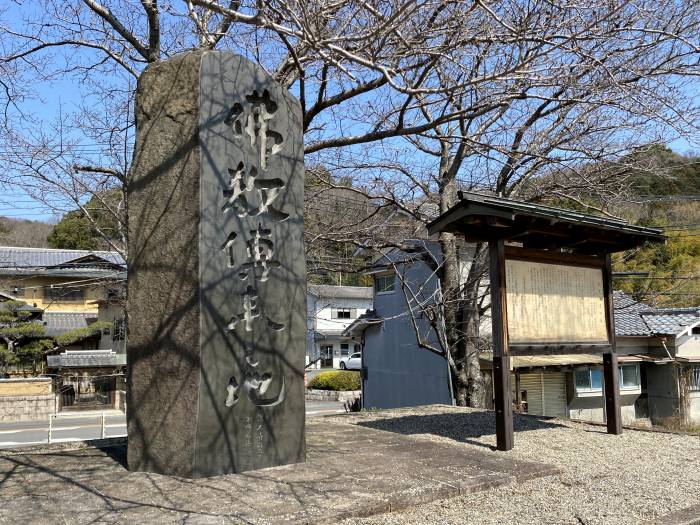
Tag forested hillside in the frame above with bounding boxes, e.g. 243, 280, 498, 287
0, 217, 52, 248
610, 148, 700, 307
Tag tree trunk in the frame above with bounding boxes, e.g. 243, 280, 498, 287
462, 246, 488, 407
439, 230, 469, 405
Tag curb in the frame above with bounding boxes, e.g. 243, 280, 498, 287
642, 505, 700, 525
0, 437, 126, 456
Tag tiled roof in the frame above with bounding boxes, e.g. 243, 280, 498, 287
614, 291, 653, 337
0, 246, 125, 269
641, 311, 700, 336
41, 311, 98, 337
307, 285, 373, 300
614, 291, 700, 337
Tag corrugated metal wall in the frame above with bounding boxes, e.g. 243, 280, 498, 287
516, 372, 567, 419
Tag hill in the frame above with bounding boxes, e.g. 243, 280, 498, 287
0, 217, 52, 248
609, 147, 700, 307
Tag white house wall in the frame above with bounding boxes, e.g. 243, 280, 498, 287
306, 291, 373, 368
676, 334, 700, 358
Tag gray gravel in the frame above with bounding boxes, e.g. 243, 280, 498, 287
326, 405, 700, 525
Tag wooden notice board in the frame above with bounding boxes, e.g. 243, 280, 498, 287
505, 258, 609, 345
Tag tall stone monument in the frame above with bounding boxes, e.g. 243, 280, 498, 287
127, 51, 306, 478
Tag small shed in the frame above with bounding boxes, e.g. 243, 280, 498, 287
427, 191, 665, 450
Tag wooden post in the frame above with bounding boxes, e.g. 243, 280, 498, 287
489, 240, 514, 451
603, 254, 622, 434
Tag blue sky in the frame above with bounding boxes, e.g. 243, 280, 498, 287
2, 4, 699, 224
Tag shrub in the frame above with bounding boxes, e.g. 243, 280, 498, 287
307, 371, 360, 391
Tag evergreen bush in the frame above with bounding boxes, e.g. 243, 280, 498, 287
307, 370, 360, 391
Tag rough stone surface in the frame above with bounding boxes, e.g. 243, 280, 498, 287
305, 389, 361, 402
127, 50, 305, 478
128, 50, 204, 478
0, 417, 556, 524
0, 395, 55, 422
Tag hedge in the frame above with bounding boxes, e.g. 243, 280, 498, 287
307, 370, 360, 391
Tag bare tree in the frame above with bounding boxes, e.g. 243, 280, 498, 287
308, 0, 700, 405
1, 1, 700, 406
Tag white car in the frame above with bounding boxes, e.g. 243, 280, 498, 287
339, 352, 362, 370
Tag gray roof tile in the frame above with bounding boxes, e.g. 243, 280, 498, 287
614, 291, 652, 337
614, 291, 700, 337
42, 311, 98, 337
0, 247, 125, 269
307, 285, 373, 300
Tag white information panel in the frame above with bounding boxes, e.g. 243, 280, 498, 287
505, 259, 609, 344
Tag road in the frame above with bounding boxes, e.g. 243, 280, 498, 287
0, 400, 346, 448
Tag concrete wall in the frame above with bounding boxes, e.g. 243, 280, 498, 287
676, 335, 700, 358
689, 392, 700, 424
0, 395, 56, 422
568, 393, 640, 425
647, 364, 679, 423
363, 244, 452, 409
0, 379, 56, 422
313, 297, 373, 332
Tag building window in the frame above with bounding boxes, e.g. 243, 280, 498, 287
575, 368, 603, 392
620, 364, 641, 390
690, 365, 700, 392
340, 343, 349, 357
10, 286, 25, 297
112, 319, 127, 341
375, 274, 395, 294
331, 308, 356, 319
575, 364, 641, 393
43, 286, 84, 303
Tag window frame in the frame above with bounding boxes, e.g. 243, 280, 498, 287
374, 273, 395, 295
689, 365, 700, 392
43, 285, 85, 303
336, 308, 352, 319
574, 368, 603, 393
619, 363, 641, 391
574, 363, 641, 395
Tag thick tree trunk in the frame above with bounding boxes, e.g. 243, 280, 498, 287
436, 143, 487, 407
462, 246, 488, 407
439, 231, 469, 405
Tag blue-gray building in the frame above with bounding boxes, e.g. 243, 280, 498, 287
344, 240, 461, 409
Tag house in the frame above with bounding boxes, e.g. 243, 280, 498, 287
343, 240, 465, 409
45, 294, 126, 412
478, 292, 699, 426
0, 246, 126, 313
0, 247, 126, 411
345, 236, 700, 426
306, 284, 373, 369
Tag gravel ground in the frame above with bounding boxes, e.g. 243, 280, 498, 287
325, 405, 700, 525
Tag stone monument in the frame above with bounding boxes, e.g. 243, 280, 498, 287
127, 51, 306, 478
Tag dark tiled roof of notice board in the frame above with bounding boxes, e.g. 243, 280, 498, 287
426, 192, 666, 254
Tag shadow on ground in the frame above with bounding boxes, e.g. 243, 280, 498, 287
0, 417, 559, 524
357, 410, 570, 448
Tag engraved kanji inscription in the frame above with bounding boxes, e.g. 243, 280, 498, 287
225, 89, 284, 169
222, 161, 288, 221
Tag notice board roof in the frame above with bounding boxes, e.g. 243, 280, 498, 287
426, 192, 666, 253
